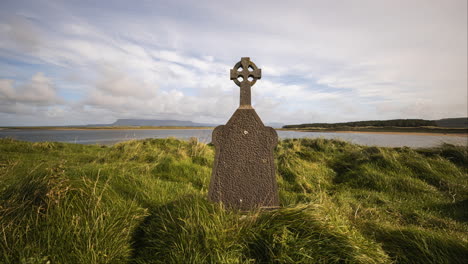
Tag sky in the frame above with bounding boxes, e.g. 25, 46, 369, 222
0, 0, 466, 126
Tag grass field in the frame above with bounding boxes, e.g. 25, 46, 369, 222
0, 138, 467, 263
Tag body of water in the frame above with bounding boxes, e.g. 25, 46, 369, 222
0, 129, 466, 148
0, 129, 468, 147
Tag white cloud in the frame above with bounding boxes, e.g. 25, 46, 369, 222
93, 65, 158, 98
0, 73, 62, 106
0, 0, 466, 126
0, 73, 65, 122
0, 16, 41, 52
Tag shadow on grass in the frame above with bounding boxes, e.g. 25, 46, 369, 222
129, 195, 244, 264
431, 199, 468, 222
359, 222, 468, 264
129, 196, 389, 264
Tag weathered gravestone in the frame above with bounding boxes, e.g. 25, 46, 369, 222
208, 57, 279, 210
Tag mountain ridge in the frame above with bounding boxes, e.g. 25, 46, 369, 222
87, 119, 285, 128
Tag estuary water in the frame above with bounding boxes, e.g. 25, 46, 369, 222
0, 129, 466, 148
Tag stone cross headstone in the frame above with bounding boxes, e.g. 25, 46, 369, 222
208, 57, 279, 210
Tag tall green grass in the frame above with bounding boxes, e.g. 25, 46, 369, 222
0, 137, 467, 263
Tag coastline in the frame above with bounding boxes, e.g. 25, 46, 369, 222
308, 130, 468, 137
2, 126, 467, 137
279, 129, 468, 137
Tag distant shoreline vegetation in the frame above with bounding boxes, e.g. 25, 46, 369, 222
2, 118, 467, 135
2, 126, 467, 135
282, 118, 468, 134
279, 126, 467, 134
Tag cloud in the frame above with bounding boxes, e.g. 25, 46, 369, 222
93, 65, 158, 98
79, 62, 238, 124
0, 15, 41, 52
0, 72, 64, 120
0, 73, 62, 106
0, 0, 466, 126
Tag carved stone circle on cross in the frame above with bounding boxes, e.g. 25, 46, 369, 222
208, 57, 279, 210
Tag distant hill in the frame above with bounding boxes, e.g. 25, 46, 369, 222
435, 118, 468, 128
283, 118, 468, 129
106, 119, 217, 127
86, 119, 283, 128
265, 122, 285, 128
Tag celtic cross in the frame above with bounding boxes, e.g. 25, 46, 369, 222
230, 57, 262, 108
209, 57, 279, 210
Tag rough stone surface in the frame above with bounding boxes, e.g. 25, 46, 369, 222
208, 57, 279, 210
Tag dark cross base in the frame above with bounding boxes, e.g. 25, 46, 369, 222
208, 57, 279, 210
